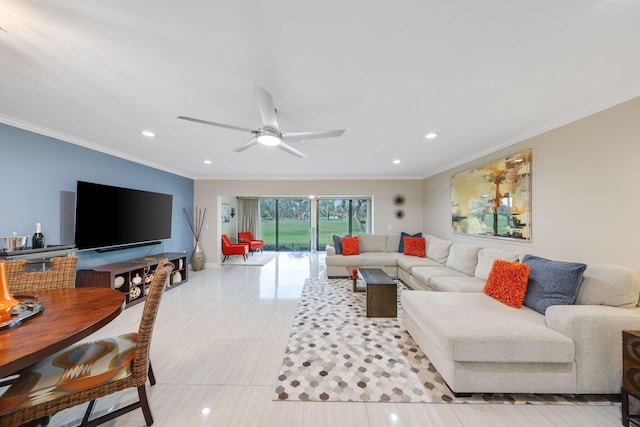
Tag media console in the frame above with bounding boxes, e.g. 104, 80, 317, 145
75, 252, 188, 307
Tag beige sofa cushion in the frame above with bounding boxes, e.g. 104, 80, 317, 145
325, 254, 368, 266
386, 234, 401, 252
426, 237, 453, 264
576, 264, 640, 307
474, 248, 521, 280
430, 276, 485, 292
412, 266, 468, 285
445, 243, 481, 275
363, 252, 402, 266
397, 256, 442, 272
359, 234, 387, 252
401, 291, 575, 363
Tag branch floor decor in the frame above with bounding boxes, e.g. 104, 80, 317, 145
274, 278, 618, 405
222, 251, 278, 266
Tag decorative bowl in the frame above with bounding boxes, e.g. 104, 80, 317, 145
1, 235, 29, 251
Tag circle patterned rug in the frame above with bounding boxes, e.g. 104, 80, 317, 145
273, 278, 618, 405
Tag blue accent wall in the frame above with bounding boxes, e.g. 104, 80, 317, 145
0, 123, 194, 269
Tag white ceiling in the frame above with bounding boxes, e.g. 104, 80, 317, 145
1, 1, 639, 180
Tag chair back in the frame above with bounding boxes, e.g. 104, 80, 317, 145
221, 234, 232, 248
238, 232, 253, 241
6, 256, 78, 293
131, 260, 172, 382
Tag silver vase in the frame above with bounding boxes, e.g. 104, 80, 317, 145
191, 241, 206, 271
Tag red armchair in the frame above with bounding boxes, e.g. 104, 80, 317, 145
237, 232, 265, 254
221, 234, 249, 262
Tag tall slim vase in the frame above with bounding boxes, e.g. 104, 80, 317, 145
191, 241, 206, 271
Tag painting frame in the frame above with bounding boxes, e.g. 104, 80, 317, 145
221, 203, 231, 223
451, 149, 531, 241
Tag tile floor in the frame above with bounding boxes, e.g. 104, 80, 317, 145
48, 252, 622, 426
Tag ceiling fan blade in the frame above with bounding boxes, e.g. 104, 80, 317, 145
281, 129, 346, 141
233, 137, 259, 153
177, 116, 256, 133
277, 141, 307, 158
254, 85, 280, 132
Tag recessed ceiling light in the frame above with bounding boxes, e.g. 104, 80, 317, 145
393, 159, 401, 164
203, 160, 212, 165
425, 132, 438, 139
141, 130, 156, 138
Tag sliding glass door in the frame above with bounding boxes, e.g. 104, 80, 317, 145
260, 199, 277, 250
260, 198, 311, 251
316, 198, 370, 250
259, 197, 370, 251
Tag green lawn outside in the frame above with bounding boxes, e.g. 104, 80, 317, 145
260, 219, 352, 250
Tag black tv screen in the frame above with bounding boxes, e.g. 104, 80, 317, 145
74, 181, 173, 250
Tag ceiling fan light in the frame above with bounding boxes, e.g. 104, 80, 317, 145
257, 134, 281, 146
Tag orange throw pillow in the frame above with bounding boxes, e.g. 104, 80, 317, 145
341, 236, 360, 256
483, 259, 531, 308
403, 236, 426, 258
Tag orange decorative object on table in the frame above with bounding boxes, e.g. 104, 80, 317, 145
0, 262, 20, 322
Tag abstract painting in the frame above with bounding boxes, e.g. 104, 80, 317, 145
451, 149, 531, 240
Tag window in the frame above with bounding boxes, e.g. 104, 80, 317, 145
259, 197, 371, 251
260, 199, 311, 251
316, 198, 370, 249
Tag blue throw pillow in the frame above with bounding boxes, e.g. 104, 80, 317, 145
522, 254, 587, 314
332, 234, 350, 255
398, 231, 422, 252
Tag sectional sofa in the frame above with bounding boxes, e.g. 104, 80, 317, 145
325, 233, 640, 395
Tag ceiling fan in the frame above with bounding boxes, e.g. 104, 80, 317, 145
178, 86, 345, 158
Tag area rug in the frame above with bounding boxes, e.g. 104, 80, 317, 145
222, 251, 278, 266
273, 278, 618, 405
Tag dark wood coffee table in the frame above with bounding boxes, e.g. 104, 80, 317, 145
358, 268, 397, 317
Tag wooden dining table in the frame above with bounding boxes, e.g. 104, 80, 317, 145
0, 287, 125, 378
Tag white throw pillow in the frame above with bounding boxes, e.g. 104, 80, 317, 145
576, 264, 640, 308
386, 234, 401, 252
474, 248, 521, 280
426, 237, 453, 264
445, 243, 481, 275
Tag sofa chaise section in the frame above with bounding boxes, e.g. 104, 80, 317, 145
402, 291, 577, 394
402, 263, 640, 394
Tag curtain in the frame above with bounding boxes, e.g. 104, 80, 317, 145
238, 198, 261, 238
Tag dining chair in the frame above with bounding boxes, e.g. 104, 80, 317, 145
0, 260, 173, 427
0, 256, 80, 388
5, 256, 78, 293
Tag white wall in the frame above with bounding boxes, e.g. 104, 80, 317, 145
195, 179, 424, 266
423, 96, 640, 271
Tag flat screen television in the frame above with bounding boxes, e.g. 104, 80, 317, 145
74, 181, 173, 251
